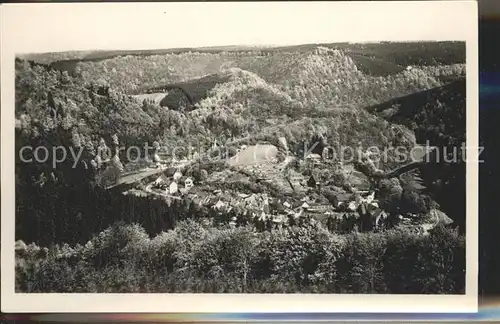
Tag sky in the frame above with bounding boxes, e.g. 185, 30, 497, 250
1, 1, 476, 54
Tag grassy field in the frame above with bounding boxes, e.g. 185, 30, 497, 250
132, 93, 167, 104
228, 144, 278, 167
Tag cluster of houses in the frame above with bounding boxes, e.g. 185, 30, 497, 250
203, 189, 351, 228
231, 188, 389, 232
202, 191, 318, 227
144, 139, 443, 233
335, 191, 390, 231
152, 169, 194, 196
203, 188, 391, 231
147, 166, 442, 234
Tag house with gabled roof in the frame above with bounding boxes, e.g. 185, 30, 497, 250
168, 181, 178, 195
307, 174, 320, 188
154, 174, 169, 186
173, 169, 183, 182
184, 177, 194, 189
213, 200, 226, 210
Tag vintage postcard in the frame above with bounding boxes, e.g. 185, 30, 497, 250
1, 1, 478, 313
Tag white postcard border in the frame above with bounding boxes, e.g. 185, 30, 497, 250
1, 1, 478, 313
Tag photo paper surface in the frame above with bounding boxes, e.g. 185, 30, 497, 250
1, 1, 478, 313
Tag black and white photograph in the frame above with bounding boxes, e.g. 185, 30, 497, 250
1, 1, 478, 313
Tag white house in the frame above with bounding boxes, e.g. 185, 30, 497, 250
294, 209, 303, 218
154, 174, 168, 186
347, 201, 358, 211
278, 137, 288, 151
173, 170, 183, 181
184, 177, 194, 189
364, 191, 375, 204
305, 153, 322, 161
168, 181, 178, 194
213, 200, 226, 210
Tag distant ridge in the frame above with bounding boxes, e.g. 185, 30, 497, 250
18, 41, 464, 66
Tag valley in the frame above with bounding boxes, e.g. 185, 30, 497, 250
14, 41, 466, 294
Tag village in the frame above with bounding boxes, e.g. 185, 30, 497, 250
123, 137, 399, 233
88, 130, 451, 235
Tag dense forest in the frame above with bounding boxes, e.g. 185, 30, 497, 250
16, 221, 464, 294
368, 79, 466, 232
15, 42, 467, 293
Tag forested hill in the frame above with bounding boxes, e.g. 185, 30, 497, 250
367, 78, 466, 148
19, 41, 465, 67
15, 45, 468, 180
366, 79, 467, 232
14, 43, 468, 294
15, 58, 160, 148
